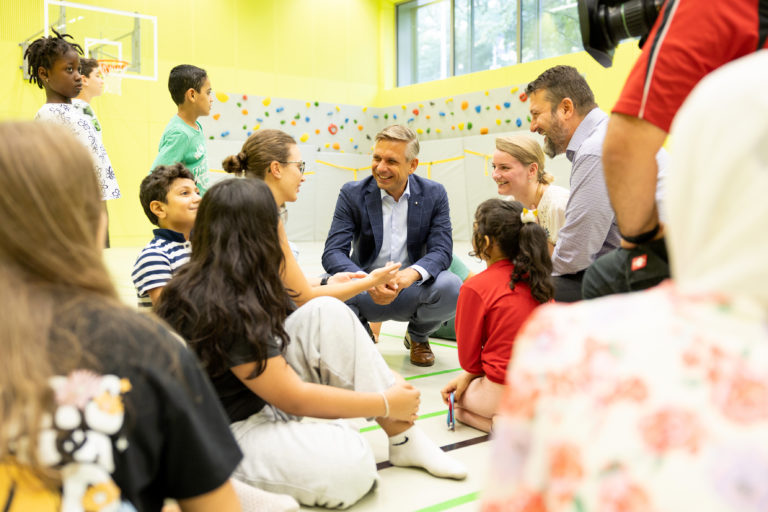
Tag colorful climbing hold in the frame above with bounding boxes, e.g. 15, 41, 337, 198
325, 143, 330, 148
216, 92, 229, 103
280, 120, 286, 125
373, 114, 379, 119
265, 112, 270, 117
358, 125, 363, 131
306, 102, 311, 108
413, 109, 419, 115
242, 124, 247, 129
467, 122, 473, 130
458, 123, 465, 130
384, 114, 388, 119
446, 97, 453, 103
305, 116, 310, 122
256, 118, 263, 123
242, 109, 248, 115
362, 107, 368, 112
276, 106, 285, 113
221, 131, 230, 137
527, 115, 531, 122
426, 115, 431, 120
519, 92, 528, 101
510, 86, 519, 94
436, 128, 442, 133
393, 114, 397, 120
496, 105, 502, 110
291, 120, 296, 126
262, 97, 271, 106
300, 133, 309, 142
247, 131, 252, 136
484, 91, 489, 96
496, 119, 502, 125
294, 113, 300, 119
516, 118, 522, 127
314, 101, 319, 107
419, 104, 424, 108
426, 128, 431, 134
480, 127, 489, 135
335, 106, 341, 112
461, 101, 469, 110
332, 142, 340, 150
315, 129, 321, 135
253, 124, 261, 130
236, 102, 241, 108
354, 144, 359, 149
242, 95, 248, 100
402, 105, 407, 110
407, 117, 414, 123
439, 112, 446, 117
213, 113, 221, 120
505, 119, 512, 123
474, 105, 481, 113
416, 128, 423, 134
503, 101, 511, 109
209, 135, 214, 140
328, 124, 338, 135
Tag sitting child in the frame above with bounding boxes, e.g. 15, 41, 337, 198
441, 199, 553, 432
132, 163, 200, 308
157, 178, 467, 509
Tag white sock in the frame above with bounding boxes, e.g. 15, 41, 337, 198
231, 478, 300, 512
388, 426, 467, 480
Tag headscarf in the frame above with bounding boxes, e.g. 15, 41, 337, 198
666, 50, 768, 313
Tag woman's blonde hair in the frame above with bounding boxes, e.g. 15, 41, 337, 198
0, 121, 117, 474
495, 135, 553, 184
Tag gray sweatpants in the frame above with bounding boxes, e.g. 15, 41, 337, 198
230, 297, 396, 509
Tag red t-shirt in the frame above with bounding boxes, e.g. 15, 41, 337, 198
613, 0, 768, 133
456, 259, 543, 384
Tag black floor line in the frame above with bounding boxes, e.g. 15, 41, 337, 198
376, 434, 490, 471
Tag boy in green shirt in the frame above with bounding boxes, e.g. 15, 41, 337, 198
152, 64, 213, 194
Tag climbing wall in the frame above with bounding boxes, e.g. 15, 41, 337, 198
201, 85, 572, 243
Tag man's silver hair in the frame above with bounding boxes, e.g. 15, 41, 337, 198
374, 125, 420, 161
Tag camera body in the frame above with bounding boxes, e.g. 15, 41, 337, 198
578, 0, 665, 67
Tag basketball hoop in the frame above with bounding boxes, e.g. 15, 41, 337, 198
97, 59, 128, 96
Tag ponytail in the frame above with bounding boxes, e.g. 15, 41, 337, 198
510, 222, 554, 303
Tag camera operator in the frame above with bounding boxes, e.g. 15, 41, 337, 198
583, 0, 768, 298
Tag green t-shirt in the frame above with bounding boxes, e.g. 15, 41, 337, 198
152, 115, 210, 194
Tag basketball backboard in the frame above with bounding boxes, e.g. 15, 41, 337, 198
39, 0, 158, 81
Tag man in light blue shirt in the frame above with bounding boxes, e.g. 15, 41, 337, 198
323, 125, 461, 366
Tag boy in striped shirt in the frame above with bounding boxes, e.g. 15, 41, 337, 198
132, 163, 200, 308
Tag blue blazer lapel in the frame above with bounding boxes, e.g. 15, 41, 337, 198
364, 183, 383, 258
406, 175, 423, 254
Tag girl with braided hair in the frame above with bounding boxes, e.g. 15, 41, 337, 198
440, 198, 553, 432
25, 29, 120, 204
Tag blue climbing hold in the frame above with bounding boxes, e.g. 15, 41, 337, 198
474, 105, 481, 113
221, 131, 230, 137
516, 118, 522, 127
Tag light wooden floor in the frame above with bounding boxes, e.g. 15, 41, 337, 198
104, 242, 490, 512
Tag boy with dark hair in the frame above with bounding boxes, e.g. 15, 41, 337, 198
72, 57, 104, 137
132, 163, 200, 309
152, 64, 213, 194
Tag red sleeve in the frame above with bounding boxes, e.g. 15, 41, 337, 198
456, 286, 486, 375
613, 0, 759, 132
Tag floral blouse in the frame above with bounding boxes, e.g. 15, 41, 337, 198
483, 282, 768, 512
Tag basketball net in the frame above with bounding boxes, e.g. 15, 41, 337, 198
97, 59, 128, 96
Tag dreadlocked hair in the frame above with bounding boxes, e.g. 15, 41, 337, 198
25, 28, 84, 89
471, 199, 554, 303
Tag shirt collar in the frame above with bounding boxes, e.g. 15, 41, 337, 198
153, 228, 187, 243
380, 177, 411, 202
565, 107, 607, 162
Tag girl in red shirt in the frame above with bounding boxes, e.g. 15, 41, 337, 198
441, 199, 553, 432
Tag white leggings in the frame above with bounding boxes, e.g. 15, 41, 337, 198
230, 297, 395, 509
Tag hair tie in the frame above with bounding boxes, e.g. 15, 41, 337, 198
521, 208, 538, 224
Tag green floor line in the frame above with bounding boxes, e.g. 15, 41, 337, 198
359, 409, 447, 433
380, 332, 458, 349
412, 491, 481, 512
405, 368, 462, 381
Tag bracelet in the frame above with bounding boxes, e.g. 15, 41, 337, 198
379, 391, 390, 418
320, 275, 329, 286
620, 223, 660, 245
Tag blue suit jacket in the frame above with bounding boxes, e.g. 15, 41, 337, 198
322, 174, 453, 282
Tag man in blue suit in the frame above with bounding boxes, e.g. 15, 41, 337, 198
322, 125, 461, 366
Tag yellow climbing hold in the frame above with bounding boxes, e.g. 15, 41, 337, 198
253, 124, 261, 130
416, 128, 423, 134
436, 128, 442, 133
335, 106, 341, 112
262, 97, 271, 106
402, 105, 407, 110
300, 133, 309, 142
325, 143, 330, 148
446, 97, 453, 103
362, 107, 368, 112
349, 137, 354, 142
216, 92, 229, 103
484, 91, 489, 96
458, 123, 465, 130
496, 119, 502, 125
419, 104, 424, 108
306, 102, 311, 108
510, 87, 519, 94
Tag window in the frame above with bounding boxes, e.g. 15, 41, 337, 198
397, 0, 581, 87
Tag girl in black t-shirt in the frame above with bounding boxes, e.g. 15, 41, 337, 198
158, 178, 468, 509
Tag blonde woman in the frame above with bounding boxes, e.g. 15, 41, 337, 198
491, 135, 569, 254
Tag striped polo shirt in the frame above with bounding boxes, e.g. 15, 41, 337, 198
131, 229, 191, 309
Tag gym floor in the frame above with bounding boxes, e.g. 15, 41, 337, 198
105, 242, 489, 512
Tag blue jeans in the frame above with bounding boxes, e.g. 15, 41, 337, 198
345, 270, 461, 343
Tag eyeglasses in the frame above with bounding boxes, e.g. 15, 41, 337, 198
280, 160, 306, 175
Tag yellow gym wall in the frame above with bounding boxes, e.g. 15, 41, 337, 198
1, 0, 641, 247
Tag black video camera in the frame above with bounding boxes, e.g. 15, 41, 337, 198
578, 0, 665, 67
